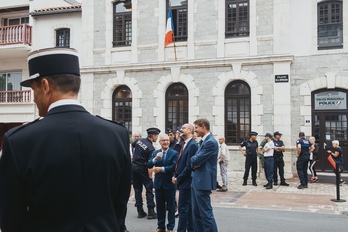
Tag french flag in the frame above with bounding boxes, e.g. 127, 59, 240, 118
164, 7, 174, 47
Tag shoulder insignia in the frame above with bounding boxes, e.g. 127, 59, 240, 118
95, 115, 126, 128
6, 117, 42, 136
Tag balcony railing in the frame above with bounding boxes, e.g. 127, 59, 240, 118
0, 90, 31, 103
0, 24, 32, 46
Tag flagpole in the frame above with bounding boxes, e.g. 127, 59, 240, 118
169, 0, 177, 61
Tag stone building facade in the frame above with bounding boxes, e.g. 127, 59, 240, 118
1, 0, 347, 176
80, 0, 348, 176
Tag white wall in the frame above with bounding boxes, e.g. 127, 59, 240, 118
31, 12, 82, 52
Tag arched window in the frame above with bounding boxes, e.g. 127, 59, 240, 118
225, 81, 251, 145
112, 85, 132, 135
166, 83, 188, 131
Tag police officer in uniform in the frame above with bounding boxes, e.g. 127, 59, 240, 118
296, 132, 310, 189
240, 131, 259, 186
167, 128, 182, 153
132, 127, 160, 219
273, 131, 289, 186
0, 48, 131, 232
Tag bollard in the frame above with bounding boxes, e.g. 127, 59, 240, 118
331, 161, 346, 203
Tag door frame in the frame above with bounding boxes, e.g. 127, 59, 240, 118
311, 88, 348, 172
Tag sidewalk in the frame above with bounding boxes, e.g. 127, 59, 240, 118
213, 172, 348, 215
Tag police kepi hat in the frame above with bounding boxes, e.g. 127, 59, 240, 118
147, 127, 161, 135
249, 131, 258, 136
20, 47, 80, 87
299, 132, 305, 137
265, 133, 272, 138
274, 131, 282, 137
166, 128, 174, 134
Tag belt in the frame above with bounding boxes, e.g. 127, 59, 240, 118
264, 156, 273, 159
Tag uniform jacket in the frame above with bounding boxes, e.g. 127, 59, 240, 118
190, 133, 218, 191
147, 148, 178, 190
0, 105, 131, 232
175, 138, 198, 190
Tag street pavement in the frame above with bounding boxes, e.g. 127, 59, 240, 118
129, 171, 348, 215
126, 171, 348, 231
211, 171, 348, 215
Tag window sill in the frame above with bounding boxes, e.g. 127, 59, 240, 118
111, 46, 131, 52
224, 37, 250, 44
165, 41, 187, 47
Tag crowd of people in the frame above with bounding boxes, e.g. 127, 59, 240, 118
131, 119, 219, 232
239, 130, 344, 191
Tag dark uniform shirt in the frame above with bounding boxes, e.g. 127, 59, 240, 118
273, 139, 284, 158
296, 138, 310, 156
333, 147, 343, 164
240, 140, 258, 156
132, 138, 155, 166
170, 139, 183, 153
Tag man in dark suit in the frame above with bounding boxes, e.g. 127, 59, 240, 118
147, 134, 178, 232
0, 48, 131, 232
172, 123, 198, 232
190, 118, 218, 232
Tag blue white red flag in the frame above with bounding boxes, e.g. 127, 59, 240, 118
164, 7, 174, 47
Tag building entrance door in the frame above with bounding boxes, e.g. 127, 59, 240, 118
312, 89, 348, 172
313, 113, 348, 171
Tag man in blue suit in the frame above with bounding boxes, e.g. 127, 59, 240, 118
190, 118, 218, 232
172, 123, 198, 232
147, 134, 178, 232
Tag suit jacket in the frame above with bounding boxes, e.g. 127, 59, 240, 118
0, 105, 131, 232
147, 148, 178, 190
190, 133, 218, 191
175, 138, 198, 190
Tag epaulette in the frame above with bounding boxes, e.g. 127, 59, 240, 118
6, 117, 43, 136
95, 115, 126, 128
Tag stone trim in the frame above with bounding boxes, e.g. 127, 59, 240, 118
212, 63, 263, 138
299, 72, 348, 134
154, 67, 199, 129
101, 70, 143, 133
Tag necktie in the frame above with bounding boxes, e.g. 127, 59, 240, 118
175, 142, 186, 172
162, 151, 167, 163
199, 140, 203, 146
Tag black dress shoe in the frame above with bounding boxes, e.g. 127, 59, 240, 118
273, 182, 278, 185
280, 182, 289, 186
266, 184, 273, 189
242, 181, 247, 186
263, 183, 270, 187
252, 181, 257, 186
297, 185, 306, 189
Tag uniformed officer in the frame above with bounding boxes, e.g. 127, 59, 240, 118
240, 131, 259, 186
273, 131, 289, 186
132, 127, 160, 219
296, 132, 310, 189
167, 128, 182, 153
0, 47, 131, 232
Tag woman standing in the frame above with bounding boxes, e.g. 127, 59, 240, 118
309, 137, 319, 183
